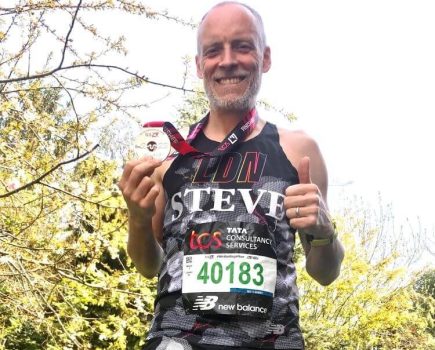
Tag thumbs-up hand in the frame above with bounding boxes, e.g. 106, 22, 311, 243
284, 156, 334, 238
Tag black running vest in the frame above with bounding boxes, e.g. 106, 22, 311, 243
147, 122, 304, 349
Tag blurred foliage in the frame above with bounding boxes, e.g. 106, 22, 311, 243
413, 269, 435, 339
297, 220, 435, 349
0, 1, 172, 347
415, 269, 435, 298
1, 83, 157, 349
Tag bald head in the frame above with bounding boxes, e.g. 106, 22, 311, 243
197, 1, 267, 54
194, 1, 271, 112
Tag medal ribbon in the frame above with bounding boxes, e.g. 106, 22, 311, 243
143, 108, 258, 158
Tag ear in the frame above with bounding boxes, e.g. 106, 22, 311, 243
262, 46, 271, 73
195, 55, 204, 79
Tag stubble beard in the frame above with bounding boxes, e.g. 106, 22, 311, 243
204, 69, 262, 112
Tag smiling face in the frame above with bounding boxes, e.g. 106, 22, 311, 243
196, 3, 271, 113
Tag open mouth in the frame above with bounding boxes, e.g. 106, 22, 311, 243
215, 76, 246, 85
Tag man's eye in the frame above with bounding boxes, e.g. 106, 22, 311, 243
204, 48, 219, 56
237, 44, 253, 52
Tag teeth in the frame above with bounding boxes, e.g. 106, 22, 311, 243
218, 77, 242, 84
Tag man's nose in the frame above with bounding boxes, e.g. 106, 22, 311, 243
218, 47, 237, 69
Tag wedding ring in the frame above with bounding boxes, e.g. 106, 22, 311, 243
295, 207, 300, 217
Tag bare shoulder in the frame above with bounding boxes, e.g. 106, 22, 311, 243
277, 126, 328, 193
277, 127, 322, 164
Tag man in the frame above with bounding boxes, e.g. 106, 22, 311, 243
119, 2, 344, 349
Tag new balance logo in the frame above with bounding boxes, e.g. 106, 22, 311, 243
192, 295, 218, 311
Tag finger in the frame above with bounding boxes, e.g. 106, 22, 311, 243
139, 184, 161, 209
284, 191, 321, 208
285, 206, 302, 220
298, 156, 311, 184
139, 155, 163, 163
286, 205, 319, 220
120, 159, 161, 192
129, 176, 155, 203
119, 159, 143, 190
122, 157, 161, 181
284, 195, 306, 210
285, 182, 320, 198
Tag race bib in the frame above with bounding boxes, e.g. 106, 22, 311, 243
182, 222, 277, 318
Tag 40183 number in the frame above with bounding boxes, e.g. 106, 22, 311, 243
197, 261, 264, 286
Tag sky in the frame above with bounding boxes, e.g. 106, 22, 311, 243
124, 0, 435, 233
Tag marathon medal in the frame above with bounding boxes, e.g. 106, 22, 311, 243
132, 128, 171, 161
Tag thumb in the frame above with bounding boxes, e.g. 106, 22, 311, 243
298, 156, 312, 184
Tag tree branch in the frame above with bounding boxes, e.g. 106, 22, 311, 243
58, 0, 82, 69
39, 181, 122, 209
0, 63, 195, 93
0, 144, 99, 198
57, 269, 149, 297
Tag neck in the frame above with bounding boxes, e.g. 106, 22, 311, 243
204, 108, 250, 141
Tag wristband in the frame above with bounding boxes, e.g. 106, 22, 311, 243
309, 231, 338, 247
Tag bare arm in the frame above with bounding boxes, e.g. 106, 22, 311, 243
118, 157, 166, 278
282, 130, 345, 285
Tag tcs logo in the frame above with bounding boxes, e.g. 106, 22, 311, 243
189, 230, 222, 250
